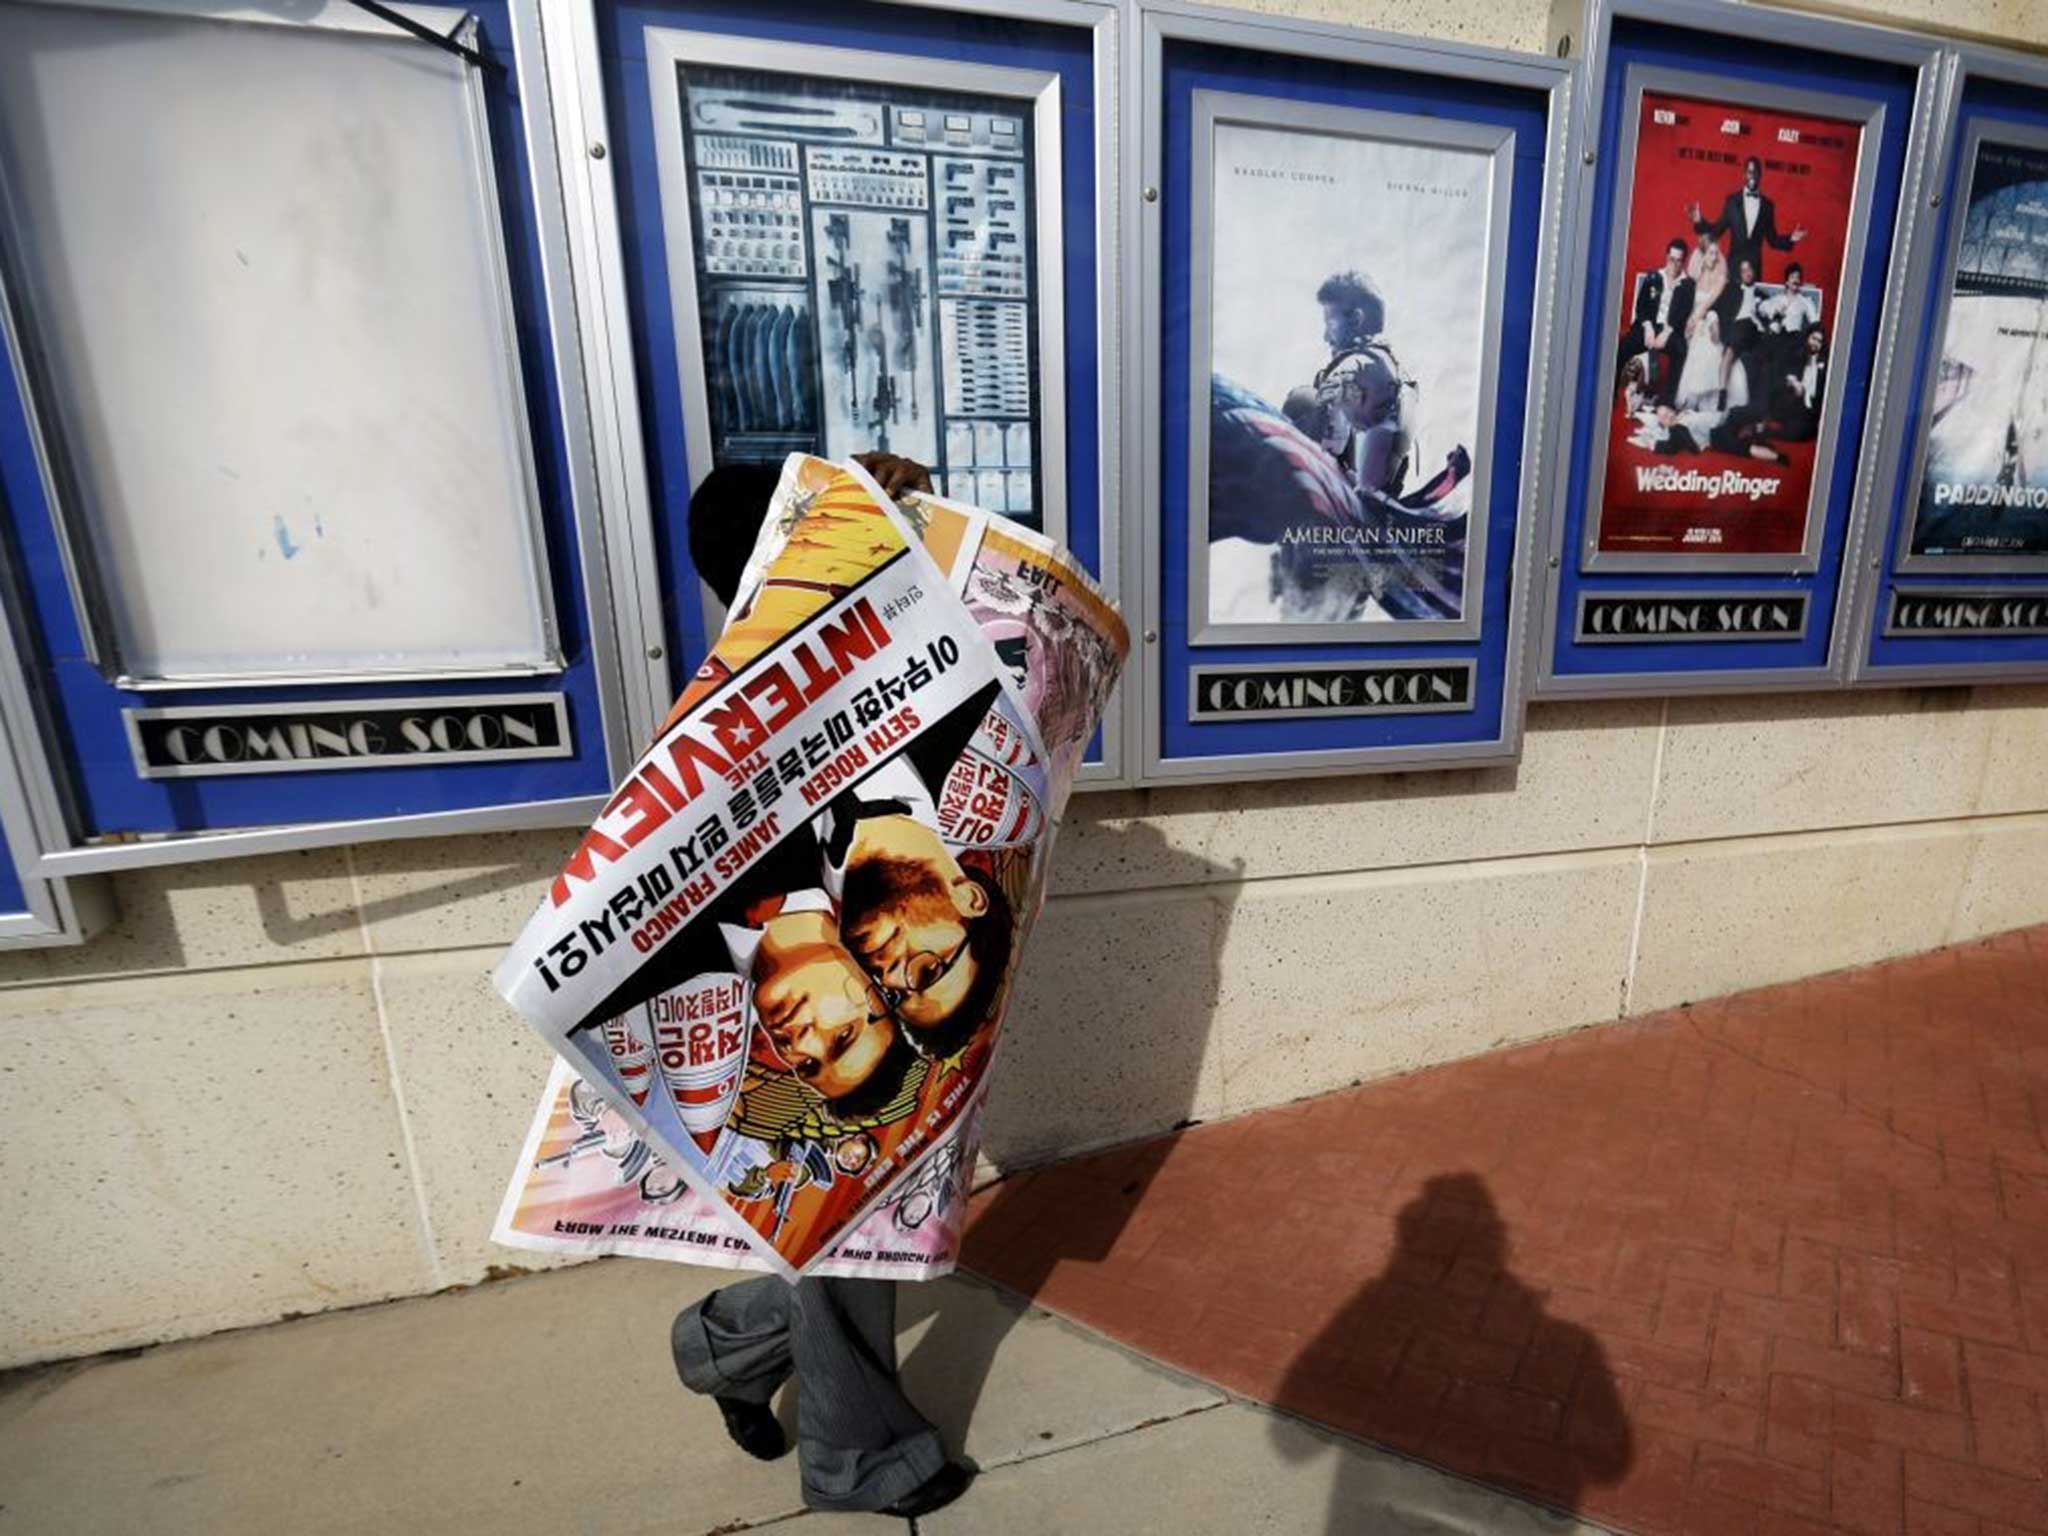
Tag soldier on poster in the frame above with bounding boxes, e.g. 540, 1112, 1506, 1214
1592, 84, 1865, 560
1198, 109, 1494, 629
1908, 135, 2048, 561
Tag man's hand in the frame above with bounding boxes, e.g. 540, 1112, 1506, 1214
1790, 224, 1809, 244
854, 452, 934, 499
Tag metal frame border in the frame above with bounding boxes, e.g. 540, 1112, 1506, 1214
120, 692, 575, 780
1573, 588, 1812, 643
644, 27, 1069, 551
1536, 0, 1946, 700
1133, 0, 1574, 785
1882, 586, 2048, 640
0, 0, 568, 690
8, 0, 644, 874
1183, 89, 1514, 648
1888, 116, 2048, 576
1843, 37, 2048, 686
1187, 658, 1479, 723
1577, 63, 1884, 577
542, 0, 1132, 788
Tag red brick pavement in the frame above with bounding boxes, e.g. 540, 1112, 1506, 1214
962, 925, 2048, 1536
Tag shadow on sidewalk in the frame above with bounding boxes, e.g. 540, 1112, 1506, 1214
900, 808, 1243, 1453
1275, 1173, 1632, 1532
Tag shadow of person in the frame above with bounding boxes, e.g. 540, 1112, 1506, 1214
898, 803, 1244, 1454
1273, 1173, 1631, 1532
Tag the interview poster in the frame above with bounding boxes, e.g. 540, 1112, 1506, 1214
1592, 83, 1866, 560
1199, 107, 1495, 630
1908, 135, 2048, 561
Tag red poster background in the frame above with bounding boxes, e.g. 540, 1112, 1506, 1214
1595, 90, 1864, 557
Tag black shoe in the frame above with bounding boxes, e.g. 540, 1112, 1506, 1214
880, 1462, 973, 1518
715, 1396, 787, 1461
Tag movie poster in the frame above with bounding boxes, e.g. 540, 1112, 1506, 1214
672, 60, 1048, 526
494, 456, 1125, 1278
1199, 105, 1497, 631
1591, 82, 1867, 560
1907, 135, 2048, 561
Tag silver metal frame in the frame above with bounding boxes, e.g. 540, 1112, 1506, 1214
1883, 586, 2048, 640
1183, 90, 1514, 647
1579, 65, 1883, 577
1535, 0, 1946, 700
645, 28, 1069, 547
1890, 116, 2048, 576
1843, 37, 2048, 686
1573, 588, 1810, 643
0, 0, 567, 690
1187, 658, 1477, 722
544, 0, 1131, 788
1133, 0, 1573, 785
0, 0, 645, 873
121, 692, 575, 780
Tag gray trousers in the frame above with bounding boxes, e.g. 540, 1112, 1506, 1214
672, 1276, 946, 1512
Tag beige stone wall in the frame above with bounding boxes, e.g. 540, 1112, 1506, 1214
5, 0, 2047, 1368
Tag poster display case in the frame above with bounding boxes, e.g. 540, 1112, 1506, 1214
1133, 0, 1571, 782
1848, 44, 2048, 685
539, 0, 1129, 784
1535, 0, 1943, 697
0, 0, 647, 876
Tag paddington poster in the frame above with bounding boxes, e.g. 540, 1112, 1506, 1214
1908, 136, 2048, 561
1594, 84, 1866, 559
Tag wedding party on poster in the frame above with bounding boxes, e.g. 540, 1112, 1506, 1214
1594, 85, 1865, 559
1202, 112, 1495, 628
1909, 137, 2048, 561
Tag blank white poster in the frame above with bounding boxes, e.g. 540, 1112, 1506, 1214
0, 0, 559, 683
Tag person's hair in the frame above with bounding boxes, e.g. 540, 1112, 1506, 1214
1808, 326, 1827, 346
1666, 238, 1688, 258
688, 462, 784, 607
1745, 155, 1763, 176
841, 856, 1015, 1059
826, 1029, 920, 1120
1315, 270, 1386, 337
1786, 262, 1804, 281
1738, 257, 1756, 279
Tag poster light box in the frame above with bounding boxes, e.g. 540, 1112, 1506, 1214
0, 0, 651, 875
537, 0, 1133, 785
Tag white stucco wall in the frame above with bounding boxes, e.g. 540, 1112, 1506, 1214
3, 0, 2045, 1368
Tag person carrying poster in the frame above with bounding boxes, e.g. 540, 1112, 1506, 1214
490, 451, 1125, 1518
1592, 80, 1867, 560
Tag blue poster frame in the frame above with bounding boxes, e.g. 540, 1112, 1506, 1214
1534, 0, 1943, 700
0, 0, 642, 872
1849, 46, 2048, 686
1134, 1, 1570, 784
563, 0, 1129, 784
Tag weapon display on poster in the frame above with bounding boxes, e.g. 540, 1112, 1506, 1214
493, 457, 1125, 1278
1193, 100, 1501, 636
1589, 76, 1869, 563
672, 60, 1050, 527
1907, 135, 2048, 563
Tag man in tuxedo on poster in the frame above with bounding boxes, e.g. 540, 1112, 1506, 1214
1618, 238, 1695, 404
1692, 154, 1808, 281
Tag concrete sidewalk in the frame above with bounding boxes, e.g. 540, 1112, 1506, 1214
0, 1257, 1597, 1535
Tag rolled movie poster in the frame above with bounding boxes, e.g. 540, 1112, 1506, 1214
493, 456, 1125, 1279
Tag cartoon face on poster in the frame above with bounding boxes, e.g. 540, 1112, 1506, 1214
495, 457, 1126, 1277
1589, 74, 1871, 564
1906, 133, 2048, 563
1193, 96, 1508, 637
